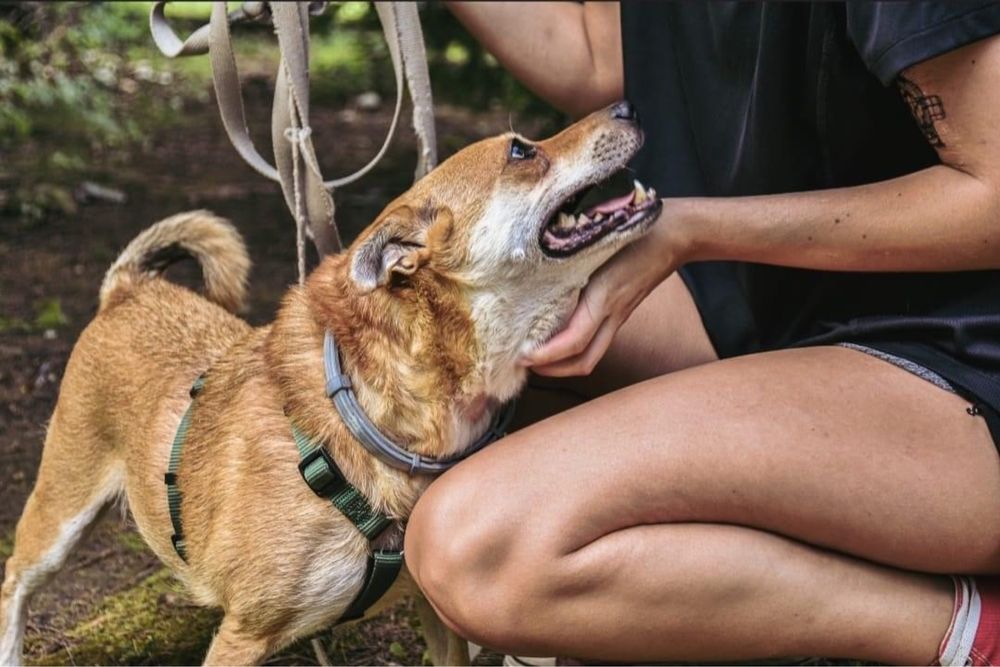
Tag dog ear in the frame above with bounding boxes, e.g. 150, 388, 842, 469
350, 206, 428, 292
425, 206, 460, 269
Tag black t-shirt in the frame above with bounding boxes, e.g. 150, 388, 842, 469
621, 1, 1000, 414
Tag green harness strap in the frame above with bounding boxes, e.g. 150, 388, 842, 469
165, 376, 204, 562
340, 550, 404, 622
292, 426, 393, 540
164, 377, 402, 622
292, 425, 403, 623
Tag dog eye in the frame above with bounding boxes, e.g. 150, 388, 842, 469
509, 138, 535, 161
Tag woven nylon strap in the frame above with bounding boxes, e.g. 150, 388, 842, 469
292, 424, 403, 623
292, 425, 392, 540
165, 376, 205, 561
338, 550, 404, 623
149, 1, 438, 261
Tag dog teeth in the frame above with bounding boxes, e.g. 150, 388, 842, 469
633, 180, 647, 204
648, 187, 657, 199
556, 212, 576, 230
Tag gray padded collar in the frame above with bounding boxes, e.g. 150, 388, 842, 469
323, 331, 516, 475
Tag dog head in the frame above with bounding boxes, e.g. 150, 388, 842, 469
343, 102, 661, 406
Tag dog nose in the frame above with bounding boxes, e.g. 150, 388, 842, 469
611, 100, 638, 122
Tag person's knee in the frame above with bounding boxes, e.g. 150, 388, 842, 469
405, 470, 552, 648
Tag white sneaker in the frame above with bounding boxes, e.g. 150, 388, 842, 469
502, 655, 557, 666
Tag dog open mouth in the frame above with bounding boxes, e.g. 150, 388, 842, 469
540, 175, 662, 257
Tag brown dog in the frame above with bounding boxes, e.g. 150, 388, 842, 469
0, 103, 660, 666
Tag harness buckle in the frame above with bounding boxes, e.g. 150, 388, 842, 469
297, 446, 344, 498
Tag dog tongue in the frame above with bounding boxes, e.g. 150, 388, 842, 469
585, 191, 635, 217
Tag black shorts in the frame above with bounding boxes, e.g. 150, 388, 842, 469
679, 263, 1000, 451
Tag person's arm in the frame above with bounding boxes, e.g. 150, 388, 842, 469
445, 1, 623, 117
526, 34, 1000, 376
670, 38, 1000, 273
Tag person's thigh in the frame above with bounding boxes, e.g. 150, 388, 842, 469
409, 346, 1000, 584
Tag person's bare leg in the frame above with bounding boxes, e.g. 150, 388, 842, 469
406, 347, 1000, 663
435, 521, 952, 663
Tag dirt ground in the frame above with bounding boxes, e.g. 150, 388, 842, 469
0, 88, 552, 665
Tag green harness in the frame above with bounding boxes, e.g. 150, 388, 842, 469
164, 376, 403, 624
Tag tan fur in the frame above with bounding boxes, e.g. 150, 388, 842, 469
0, 106, 650, 666
99, 210, 250, 314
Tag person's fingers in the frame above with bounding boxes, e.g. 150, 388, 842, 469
522, 294, 604, 366
530, 315, 619, 377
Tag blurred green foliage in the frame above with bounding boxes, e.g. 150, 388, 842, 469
0, 2, 195, 221
0, 1, 561, 222
0, 297, 69, 333
0, 2, 179, 149
1, 1, 559, 148
306, 1, 561, 119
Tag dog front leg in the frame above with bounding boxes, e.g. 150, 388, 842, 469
415, 594, 471, 666
202, 617, 271, 666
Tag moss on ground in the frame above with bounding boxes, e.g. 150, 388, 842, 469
28, 569, 221, 666
0, 531, 13, 560
21, 565, 439, 666
115, 531, 150, 555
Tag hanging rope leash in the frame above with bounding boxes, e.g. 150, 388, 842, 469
149, 0, 438, 280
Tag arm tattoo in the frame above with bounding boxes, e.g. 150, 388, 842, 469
896, 75, 946, 148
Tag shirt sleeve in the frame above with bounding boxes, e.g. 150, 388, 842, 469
846, 1, 1000, 85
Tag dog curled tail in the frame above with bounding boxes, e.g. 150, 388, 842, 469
99, 210, 250, 314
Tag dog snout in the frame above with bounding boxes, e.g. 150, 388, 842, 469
610, 100, 638, 124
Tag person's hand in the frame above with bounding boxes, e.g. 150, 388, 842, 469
522, 202, 690, 377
